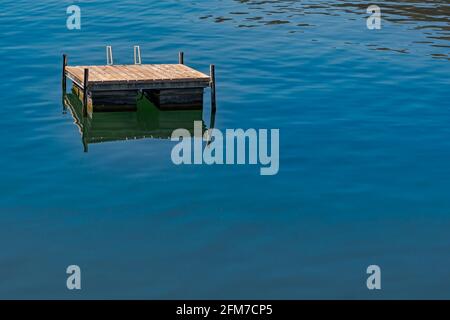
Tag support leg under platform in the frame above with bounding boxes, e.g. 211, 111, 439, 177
144, 88, 204, 110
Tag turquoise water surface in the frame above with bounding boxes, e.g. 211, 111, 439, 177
0, 0, 450, 298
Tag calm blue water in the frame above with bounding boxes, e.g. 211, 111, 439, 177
0, 0, 449, 299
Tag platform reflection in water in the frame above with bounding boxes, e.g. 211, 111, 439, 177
63, 92, 212, 152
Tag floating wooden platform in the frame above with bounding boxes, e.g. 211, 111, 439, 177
65, 64, 211, 91
62, 51, 216, 115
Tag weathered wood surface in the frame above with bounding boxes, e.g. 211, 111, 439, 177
72, 85, 135, 112
72, 84, 93, 113
65, 64, 210, 91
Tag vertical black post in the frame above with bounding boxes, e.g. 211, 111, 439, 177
83, 68, 89, 117
62, 54, 68, 113
179, 51, 184, 64
62, 54, 67, 92
81, 118, 88, 153
210, 64, 216, 112
206, 105, 217, 147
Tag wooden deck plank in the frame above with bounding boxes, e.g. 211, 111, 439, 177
122, 65, 148, 80
141, 65, 168, 80
96, 66, 130, 82
90, 66, 116, 81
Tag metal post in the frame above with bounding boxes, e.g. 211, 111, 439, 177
179, 51, 184, 64
106, 46, 113, 65
210, 64, 216, 112
134, 45, 141, 65
83, 68, 89, 117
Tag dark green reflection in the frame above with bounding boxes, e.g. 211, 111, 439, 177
64, 92, 210, 152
